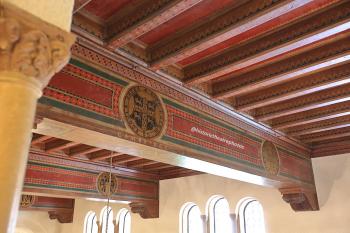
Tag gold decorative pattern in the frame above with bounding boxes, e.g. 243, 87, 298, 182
261, 140, 280, 175
123, 86, 165, 139
20, 195, 36, 208
96, 172, 118, 196
0, 2, 75, 89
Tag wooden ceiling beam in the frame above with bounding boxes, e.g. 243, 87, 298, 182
185, 17, 350, 85
235, 65, 350, 111
301, 128, 350, 143
127, 160, 160, 169
113, 156, 142, 164
311, 138, 350, 157
31, 135, 52, 145
107, 0, 204, 49
150, 0, 340, 69
213, 50, 350, 100
89, 152, 123, 162
255, 84, 350, 122
289, 118, 350, 137
44, 140, 80, 153
68, 146, 103, 157
73, 0, 93, 13
143, 164, 174, 172
273, 101, 350, 130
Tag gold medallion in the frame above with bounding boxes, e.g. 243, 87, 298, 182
123, 86, 165, 138
261, 141, 280, 176
96, 172, 118, 196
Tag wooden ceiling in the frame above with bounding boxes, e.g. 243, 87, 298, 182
31, 133, 202, 180
72, 0, 350, 158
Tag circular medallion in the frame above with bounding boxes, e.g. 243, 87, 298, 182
123, 86, 165, 138
20, 195, 36, 208
96, 172, 118, 196
261, 141, 280, 175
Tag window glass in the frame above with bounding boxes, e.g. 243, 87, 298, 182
100, 206, 114, 233
238, 198, 266, 233
84, 211, 98, 233
116, 208, 131, 233
207, 196, 233, 233
180, 203, 204, 233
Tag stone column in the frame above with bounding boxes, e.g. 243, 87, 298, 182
0, 3, 75, 233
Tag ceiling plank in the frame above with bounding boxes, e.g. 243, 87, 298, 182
68, 146, 103, 157
127, 159, 160, 169
213, 49, 350, 100
311, 138, 350, 157
301, 129, 350, 143
113, 156, 142, 164
143, 164, 174, 171
150, 0, 340, 69
255, 84, 350, 121
235, 65, 350, 111
44, 140, 80, 153
89, 152, 123, 162
272, 101, 350, 130
107, 0, 204, 49
31, 135, 52, 145
73, 0, 93, 13
289, 119, 350, 137
185, 17, 350, 85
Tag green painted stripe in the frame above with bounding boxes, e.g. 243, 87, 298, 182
24, 183, 157, 200
162, 135, 263, 171
70, 58, 129, 87
38, 97, 125, 128
28, 161, 98, 175
163, 98, 262, 143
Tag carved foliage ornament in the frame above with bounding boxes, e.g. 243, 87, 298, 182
20, 194, 36, 208
123, 86, 165, 138
0, 6, 75, 89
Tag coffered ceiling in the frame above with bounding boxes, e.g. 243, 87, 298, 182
71, 0, 350, 158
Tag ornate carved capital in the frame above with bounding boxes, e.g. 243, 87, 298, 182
129, 200, 159, 219
0, 2, 75, 89
280, 187, 319, 211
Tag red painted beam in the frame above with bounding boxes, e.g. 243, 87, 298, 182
107, 0, 204, 49
214, 51, 350, 100
186, 20, 350, 85
151, 0, 341, 69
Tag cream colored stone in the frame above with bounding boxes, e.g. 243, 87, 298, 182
0, 72, 41, 233
4, 0, 74, 31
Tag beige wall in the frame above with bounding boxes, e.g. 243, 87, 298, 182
16, 153, 350, 233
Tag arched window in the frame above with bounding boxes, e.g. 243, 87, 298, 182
237, 198, 266, 233
115, 208, 131, 233
100, 206, 114, 233
206, 195, 233, 233
84, 211, 98, 233
180, 202, 204, 233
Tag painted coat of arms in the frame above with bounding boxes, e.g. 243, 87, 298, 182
123, 86, 165, 138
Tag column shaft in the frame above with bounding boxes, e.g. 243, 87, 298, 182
0, 72, 41, 233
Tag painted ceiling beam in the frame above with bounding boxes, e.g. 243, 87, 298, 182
107, 0, 204, 49
69, 146, 103, 157
44, 140, 80, 153
235, 67, 350, 112
301, 128, 350, 143
127, 160, 160, 168
31, 135, 52, 145
272, 102, 350, 130
89, 152, 123, 161
185, 18, 350, 85
150, 0, 340, 69
213, 50, 350, 100
73, 0, 93, 13
311, 139, 350, 157
255, 84, 350, 121
288, 117, 350, 137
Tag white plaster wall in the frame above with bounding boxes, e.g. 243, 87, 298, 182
131, 153, 350, 233
5, 0, 74, 31
15, 154, 350, 233
15, 211, 62, 233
